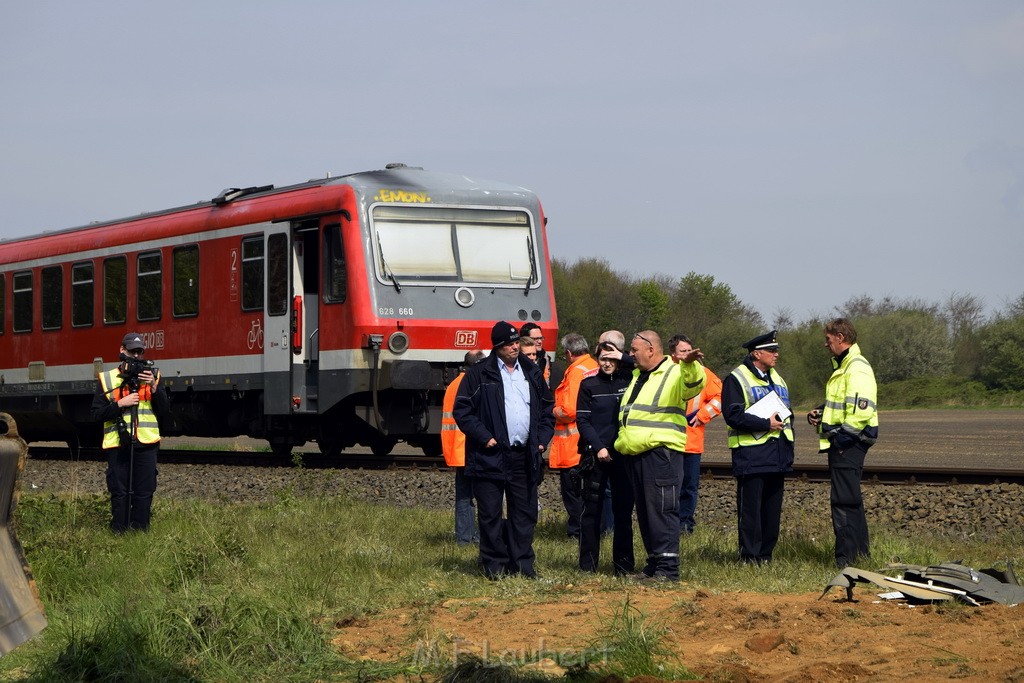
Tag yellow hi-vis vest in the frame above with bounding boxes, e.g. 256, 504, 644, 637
614, 357, 706, 455
818, 343, 878, 451
98, 368, 162, 449
726, 364, 794, 449
441, 373, 466, 467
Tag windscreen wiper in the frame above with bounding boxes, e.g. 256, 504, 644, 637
376, 234, 402, 293
524, 234, 537, 296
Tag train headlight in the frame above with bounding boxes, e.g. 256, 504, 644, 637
454, 287, 475, 308
388, 331, 410, 354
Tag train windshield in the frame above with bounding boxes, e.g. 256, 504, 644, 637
371, 206, 536, 287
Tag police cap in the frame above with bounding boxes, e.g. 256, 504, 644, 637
742, 330, 779, 352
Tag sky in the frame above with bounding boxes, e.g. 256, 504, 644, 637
2, 2, 1022, 326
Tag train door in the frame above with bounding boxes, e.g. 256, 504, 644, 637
292, 220, 320, 412
262, 229, 293, 415
262, 223, 319, 417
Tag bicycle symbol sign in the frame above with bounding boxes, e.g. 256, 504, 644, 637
247, 319, 264, 350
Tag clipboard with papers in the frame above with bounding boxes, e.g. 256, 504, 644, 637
745, 390, 792, 422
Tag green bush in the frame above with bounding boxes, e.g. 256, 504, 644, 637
880, 376, 1024, 408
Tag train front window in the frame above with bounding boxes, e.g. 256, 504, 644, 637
371, 206, 536, 286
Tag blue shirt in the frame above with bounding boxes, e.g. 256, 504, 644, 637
499, 359, 531, 446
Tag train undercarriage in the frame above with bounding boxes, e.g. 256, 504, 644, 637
0, 384, 444, 460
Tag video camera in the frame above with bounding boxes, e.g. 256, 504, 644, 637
118, 354, 157, 391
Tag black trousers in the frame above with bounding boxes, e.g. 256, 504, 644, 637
578, 455, 635, 574
828, 444, 870, 566
106, 441, 159, 532
556, 466, 584, 538
471, 449, 538, 578
735, 472, 784, 563
625, 447, 685, 579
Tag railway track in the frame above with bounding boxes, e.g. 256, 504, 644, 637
27, 446, 440, 471
27, 446, 1024, 486
697, 462, 1024, 486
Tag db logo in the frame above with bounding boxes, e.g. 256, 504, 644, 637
454, 330, 477, 348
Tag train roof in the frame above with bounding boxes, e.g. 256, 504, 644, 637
0, 164, 537, 249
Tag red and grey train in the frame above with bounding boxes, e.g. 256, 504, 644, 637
0, 164, 558, 457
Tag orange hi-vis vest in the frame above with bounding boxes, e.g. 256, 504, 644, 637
441, 373, 466, 467
549, 354, 599, 469
684, 366, 723, 454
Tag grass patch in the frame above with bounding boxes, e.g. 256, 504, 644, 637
589, 597, 696, 680
2, 487, 1021, 681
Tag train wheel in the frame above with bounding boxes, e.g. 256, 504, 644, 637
417, 435, 443, 458
269, 441, 295, 464
371, 436, 397, 457
317, 439, 344, 458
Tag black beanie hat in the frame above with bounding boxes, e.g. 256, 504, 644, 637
491, 321, 520, 348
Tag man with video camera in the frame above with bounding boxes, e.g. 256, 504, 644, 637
90, 332, 169, 533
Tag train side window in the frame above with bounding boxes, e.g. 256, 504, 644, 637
137, 251, 162, 321
323, 223, 347, 303
0, 273, 5, 335
241, 236, 264, 311
41, 265, 63, 331
173, 244, 200, 317
266, 233, 288, 316
103, 256, 127, 324
13, 271, 32, 333
72, 262, 94, 327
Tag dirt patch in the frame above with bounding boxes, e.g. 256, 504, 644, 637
332, 584, 1024, 682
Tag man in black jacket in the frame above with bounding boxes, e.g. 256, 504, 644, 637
454, 321, 556, 579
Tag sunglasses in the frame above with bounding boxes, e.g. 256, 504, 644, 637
633, 333, 654, 348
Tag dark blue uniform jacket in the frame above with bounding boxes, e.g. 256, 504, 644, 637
721, 357, 795, 477
453, 352, 555, 482
576, 369, 631, 455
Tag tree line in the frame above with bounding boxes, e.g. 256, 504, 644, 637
551, 257, 1024, 408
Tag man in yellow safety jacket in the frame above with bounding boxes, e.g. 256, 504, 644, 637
441, 350, 486, 544
549, 333, 599, 539
614, 330, 706, 581
721, 330, 794, 565
90, 332, 169, 532
807, 318, 878, 567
